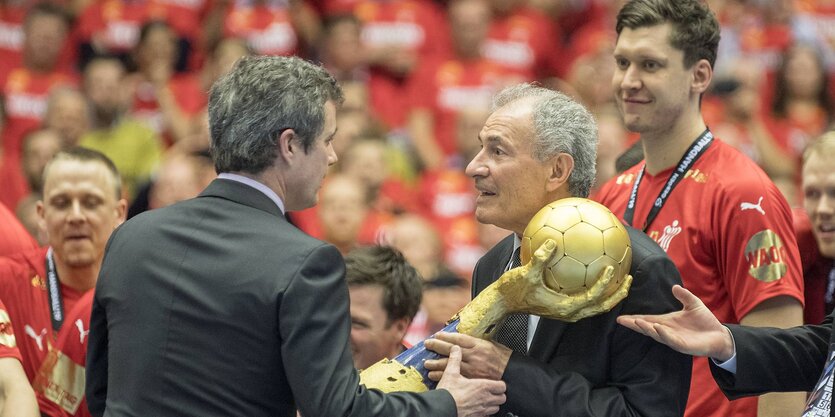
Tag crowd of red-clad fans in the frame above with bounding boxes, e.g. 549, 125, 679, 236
0, 0, 833, 347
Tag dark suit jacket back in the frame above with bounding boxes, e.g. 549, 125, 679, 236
86, 179, 455, 417
473, 226, 692, 417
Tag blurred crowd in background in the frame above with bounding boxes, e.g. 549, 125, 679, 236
0, 0, 832, 341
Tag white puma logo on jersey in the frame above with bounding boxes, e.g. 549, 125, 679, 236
740, 196, 765, 215
75, 319, 89, 345
24, 325, 47, 351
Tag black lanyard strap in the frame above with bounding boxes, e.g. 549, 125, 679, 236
624, 129, 714, 232
45, 247, 65, 332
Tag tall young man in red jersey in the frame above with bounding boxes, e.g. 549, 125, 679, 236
594, 1, 805, 417
0, 148, 125, 401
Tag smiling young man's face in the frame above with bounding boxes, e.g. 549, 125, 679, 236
612, 23, 694, 136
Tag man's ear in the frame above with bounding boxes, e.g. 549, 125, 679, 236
691, 59, 713, 95
392, 317, 411, 340
546, 153, 574, 193
277, 129, 298, 163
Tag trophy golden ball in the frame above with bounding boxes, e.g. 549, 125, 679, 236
521, 198, 632, 296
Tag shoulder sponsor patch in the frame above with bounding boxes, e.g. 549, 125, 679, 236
0, 310, 16, 348
744, 230, 788, 282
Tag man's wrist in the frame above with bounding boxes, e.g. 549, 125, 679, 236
711, 326, 738, 374
715, 325, 736, 362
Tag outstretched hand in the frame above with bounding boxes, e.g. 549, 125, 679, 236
499, 239, 632, 322
617, 285, 735, 361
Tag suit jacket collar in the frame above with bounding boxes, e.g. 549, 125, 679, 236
199, 178, 286, 219
475, 235, 568, 362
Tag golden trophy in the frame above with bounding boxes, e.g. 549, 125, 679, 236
360, 198, 633, 392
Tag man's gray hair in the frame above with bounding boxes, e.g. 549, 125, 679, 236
492, 83, 598, 198
208, 56, 344, 174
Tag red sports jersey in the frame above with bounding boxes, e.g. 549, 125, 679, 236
0, 5, 25, 82
0, 67, 75, 209
483, 7, 565, 80
223, 0, 300, 57
75, 0, 206, 55
0, 298, 22, 362
354, 0, 451, 129
1, 67, 76, 158
735, 20, 794, 76
0, 3, 77, 82
34, 290, 93, 417
594, 138, 804, 417
288, 205, 391, 248
439, 216, 482, 279
408, 57, 509, 158
0, 248, 85, 383
0, 202, 36, 257
417, 168, 481, 278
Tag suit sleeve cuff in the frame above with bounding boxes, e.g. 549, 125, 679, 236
711, 326, 738, 374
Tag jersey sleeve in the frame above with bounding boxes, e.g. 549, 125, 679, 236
712, 169, 805, 319
0, 298, 22, 362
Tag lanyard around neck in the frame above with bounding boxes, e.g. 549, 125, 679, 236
45, 247, 65, 332
623, 129, 714, 232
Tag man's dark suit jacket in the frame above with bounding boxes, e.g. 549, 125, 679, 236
710, 314, 833, 414
86, 179, 456, 417
473, 227, 692, 417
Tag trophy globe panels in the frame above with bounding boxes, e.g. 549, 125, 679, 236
521, 198, 632, 297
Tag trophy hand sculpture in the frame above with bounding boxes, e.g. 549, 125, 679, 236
359, 198, 634, 393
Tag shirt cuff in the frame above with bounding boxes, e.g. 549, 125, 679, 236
711, 326, 738, 374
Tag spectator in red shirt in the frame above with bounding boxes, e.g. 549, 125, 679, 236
127, 20, 206, 146
319, 14, 368, 83
213, 0, 320, 59
353, 0, 451, 130
406, 0, 511, 170
15, 128, 63, 244
767, 44, 834, 162
43, 87, 89, 149
483, 0, 565, 82
74, 0, 209, 72
0, 3, 75, 211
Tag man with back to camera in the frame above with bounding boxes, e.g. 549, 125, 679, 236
594, 1, 806, 416
85, 55, 506, 417
423, 82, 692, 417
346, 245, 423, 369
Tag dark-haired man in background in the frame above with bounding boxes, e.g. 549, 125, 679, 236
346, 245, 423, 369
